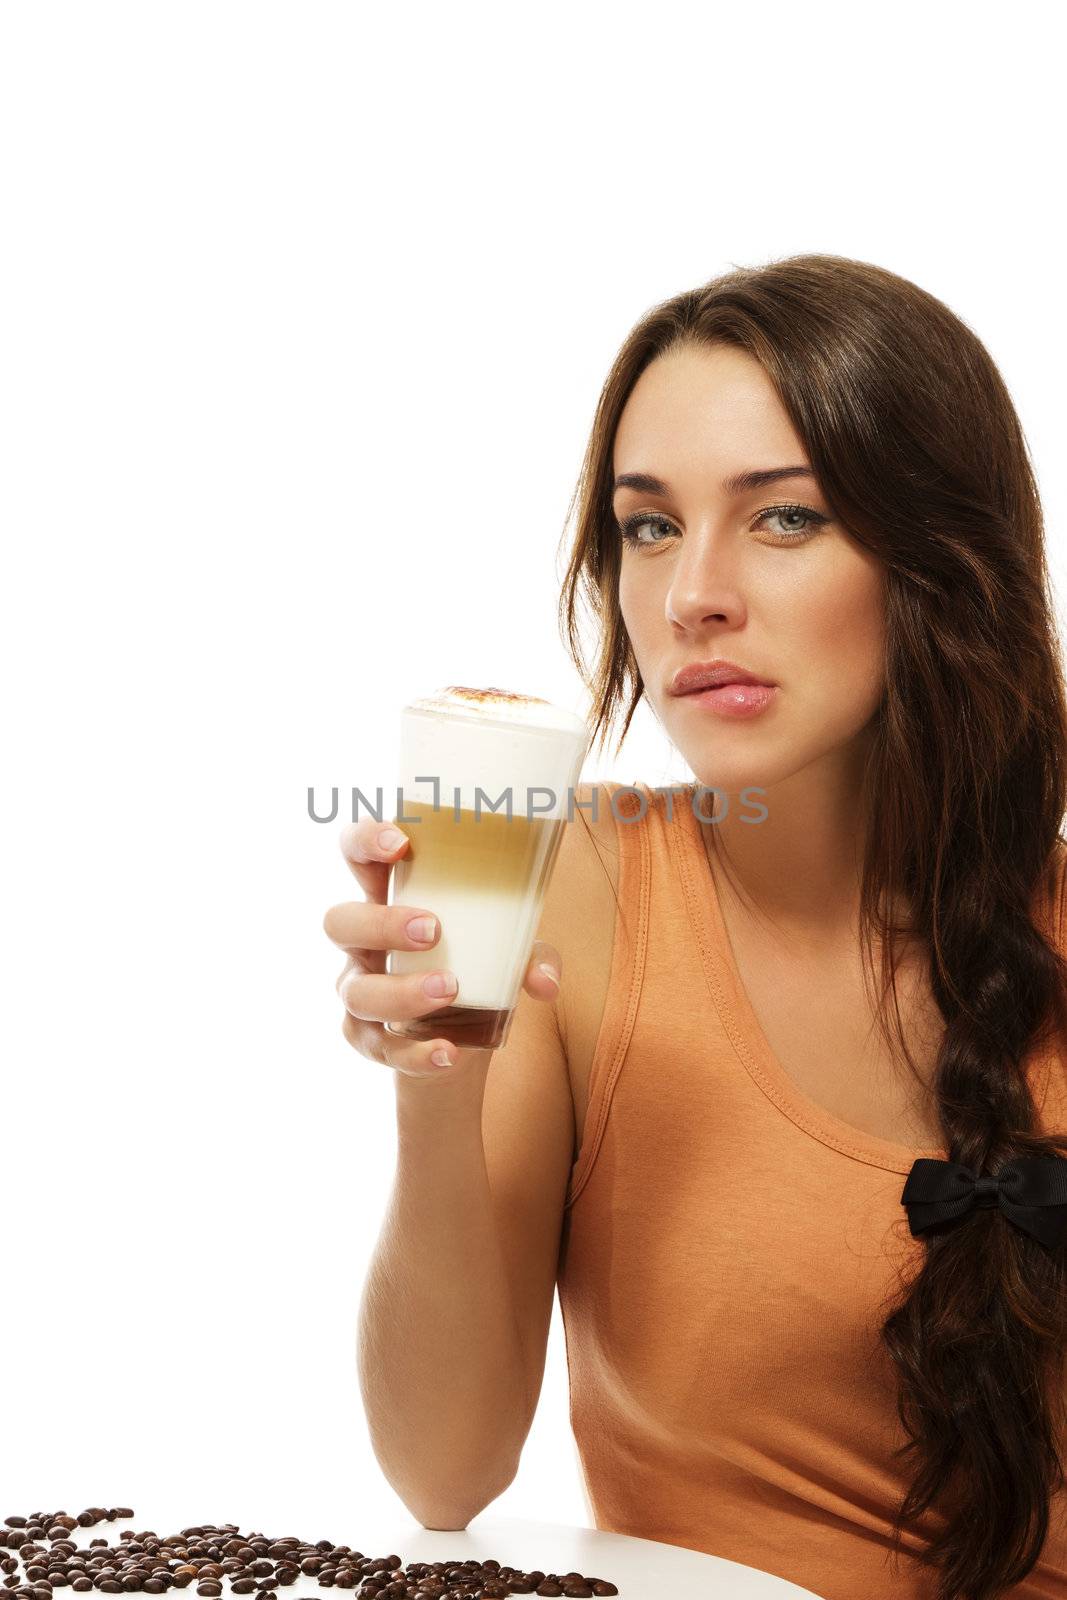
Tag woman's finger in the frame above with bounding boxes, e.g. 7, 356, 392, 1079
337, 817, 411, 901
339, 964, 461, 1024
523, 939, 563, 1000
323, 899, 440, 953
340, 1010, 491, 1079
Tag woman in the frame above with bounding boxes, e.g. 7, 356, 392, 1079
325, 255, 1067, 1600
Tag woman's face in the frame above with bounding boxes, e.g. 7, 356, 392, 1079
613, 341, 887, 798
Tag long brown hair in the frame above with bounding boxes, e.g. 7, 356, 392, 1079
558, 254, 1067, 1599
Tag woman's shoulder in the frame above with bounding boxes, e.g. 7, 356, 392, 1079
540, 775, 676, 966
535, 782, 627, 1139
560, 779, 624, 892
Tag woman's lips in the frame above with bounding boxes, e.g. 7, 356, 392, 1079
678, 683, 779, 718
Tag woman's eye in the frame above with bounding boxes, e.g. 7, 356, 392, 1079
754, 504, 828, 541
616, 513, 677, 547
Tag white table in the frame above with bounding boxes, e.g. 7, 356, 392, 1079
369, 1515, 827, 1598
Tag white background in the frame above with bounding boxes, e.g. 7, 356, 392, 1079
2, 0, 1065, 1552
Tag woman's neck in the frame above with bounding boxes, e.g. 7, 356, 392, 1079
689, 729, 879, 945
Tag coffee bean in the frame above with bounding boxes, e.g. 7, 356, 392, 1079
0, 1509, 620, 1600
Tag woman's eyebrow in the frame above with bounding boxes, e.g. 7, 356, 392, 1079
613, 465, 816, 497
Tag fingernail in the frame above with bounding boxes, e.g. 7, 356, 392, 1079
423, 971, 458, 998
538, 962, 560, 989
379, 827, 404, 851
430, 1048, 453, 1067
406, 915, 437, 943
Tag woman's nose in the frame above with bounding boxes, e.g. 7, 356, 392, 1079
665, 547, 744, 632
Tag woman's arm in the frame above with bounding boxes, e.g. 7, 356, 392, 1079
355, 846, 581, 1528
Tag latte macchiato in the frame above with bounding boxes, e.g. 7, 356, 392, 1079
385, 686, 589, 1049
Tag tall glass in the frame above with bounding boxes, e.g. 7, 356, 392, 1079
384, 686, 589, 1050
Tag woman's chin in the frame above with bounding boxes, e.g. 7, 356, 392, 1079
682, 750, 791, 802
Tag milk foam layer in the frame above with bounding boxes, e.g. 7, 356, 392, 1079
398, 686, 589, 819
407, 685, 589, 733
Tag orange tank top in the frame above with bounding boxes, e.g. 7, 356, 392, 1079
557, 781, 1067, 1600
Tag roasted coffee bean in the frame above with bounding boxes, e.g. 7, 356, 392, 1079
195, 1586, 221, 1599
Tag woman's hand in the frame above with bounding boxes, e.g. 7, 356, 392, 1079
323, 818, 563, 1079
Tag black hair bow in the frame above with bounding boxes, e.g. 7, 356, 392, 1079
901, 1155, 1067, 1251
